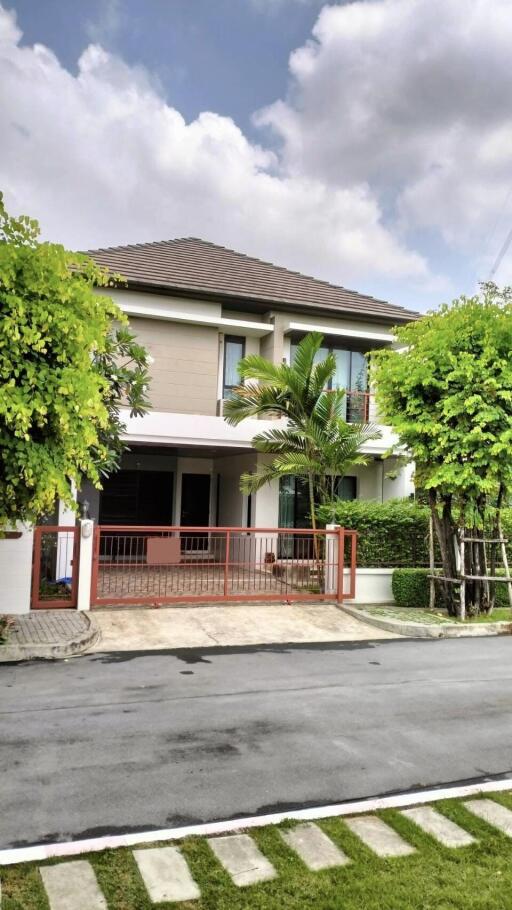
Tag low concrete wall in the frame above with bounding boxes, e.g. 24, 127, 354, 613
344, 567, 394, 604
0, 526, 33, 615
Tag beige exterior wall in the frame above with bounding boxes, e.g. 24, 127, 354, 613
129, 316, 220, 415
260, 312, 288, 364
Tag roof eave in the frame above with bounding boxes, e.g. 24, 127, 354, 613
110, 277, 418, 326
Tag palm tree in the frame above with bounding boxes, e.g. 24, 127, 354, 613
223, 332, 381, 531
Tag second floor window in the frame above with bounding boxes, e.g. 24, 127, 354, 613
290, 343, 368, 390
290, 343, 369, 421
223, 335, 245, 399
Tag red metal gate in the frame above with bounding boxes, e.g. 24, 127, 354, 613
90, 525, 356, 606
31, 526, 80, 609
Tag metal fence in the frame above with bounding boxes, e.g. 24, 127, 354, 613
91, 525, 357, 606
31, 526, 79, 609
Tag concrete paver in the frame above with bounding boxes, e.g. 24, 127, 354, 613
133, 846, 200, 903
401, 806, 475, 847
280, 822, 350, 870
40, 860, 107, 910
208, 834, 277, 886
345, 816, 416, 857
464, 799, 512, 836
91, 603, 399, 651
9, 612, 87, 645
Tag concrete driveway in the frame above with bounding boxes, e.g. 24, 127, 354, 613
89, 603, 399, 652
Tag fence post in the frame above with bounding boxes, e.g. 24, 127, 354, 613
325, 524, 340, 599
77, 519, 94, 611
224, 529, 231, 597
339, 527, 346, 602
349, 530, 357, 599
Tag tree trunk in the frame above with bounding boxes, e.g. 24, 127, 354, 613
308, 472, 322, 584
489, 484, 506, 612
429, 489, 458, 616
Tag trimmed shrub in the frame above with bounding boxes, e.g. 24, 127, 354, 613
392, 568, 431, 609
317, 498, 430, 568
500, 509, 512, 565
491, 570, 512, 609
392, 569, 512, 612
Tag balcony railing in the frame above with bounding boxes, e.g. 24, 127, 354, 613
345, 390, 372, 423
218, 390, 374, 422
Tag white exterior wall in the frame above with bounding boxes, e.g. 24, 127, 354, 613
383, 458, 415, 500
344, 568, 394, 604
0, 527, 34, 614
215, 453, 255, 526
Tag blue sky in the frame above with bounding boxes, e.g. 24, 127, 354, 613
12, 0, 326, 136
2, 0, 512, 312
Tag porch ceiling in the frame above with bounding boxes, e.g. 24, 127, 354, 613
125, 443, 251, 458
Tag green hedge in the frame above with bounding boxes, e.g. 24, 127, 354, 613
392, 568, 431, 609
489, 570, 512, 609
392, 568, 512, 610
317, 498, 430, 568
317, 499, 512, 571
501, 511, 512, 565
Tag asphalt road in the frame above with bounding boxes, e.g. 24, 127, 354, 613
2, 636, 512, 849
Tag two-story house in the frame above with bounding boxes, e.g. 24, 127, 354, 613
74, 238, 416, 534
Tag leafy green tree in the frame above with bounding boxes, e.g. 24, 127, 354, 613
0, 194, 150, 525
223, 332, 379, 530
373, 284, 512, 616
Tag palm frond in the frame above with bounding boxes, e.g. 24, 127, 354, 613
250, 427, 307, 454
223, 384, 290, 424
237, 355, 288, 386
310, 353, 337, 397
291, 332, 325, 382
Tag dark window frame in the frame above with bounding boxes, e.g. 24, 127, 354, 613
223, 335, 246, 399
291, 342, 369, 392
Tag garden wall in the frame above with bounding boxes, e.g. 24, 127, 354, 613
0, 526, 33, 614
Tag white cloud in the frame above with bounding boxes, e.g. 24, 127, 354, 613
258, 0, 512, 277
0, 4, 426, 293
85, 0, 121, 45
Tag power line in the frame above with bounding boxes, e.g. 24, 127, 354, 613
488, 222, 512, 281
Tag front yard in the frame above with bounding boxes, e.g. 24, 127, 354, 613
3, 793, 512, 909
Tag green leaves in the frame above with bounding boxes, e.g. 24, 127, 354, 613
373, 284, 512, 515
0, 193, 150, 524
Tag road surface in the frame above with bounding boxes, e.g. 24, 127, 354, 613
1, 636, 512, 848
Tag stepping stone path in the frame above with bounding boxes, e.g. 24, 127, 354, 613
33, 804, 497, 906
207, 833, 277, 887
345, 815, 416, 857
401, 806, 475, 847
133, 846, 200, 903
464, 798, 512, 836
280, 822, 350, 871
40, 860, 107, 910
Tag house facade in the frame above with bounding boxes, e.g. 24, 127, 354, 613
73, 238, 417, 531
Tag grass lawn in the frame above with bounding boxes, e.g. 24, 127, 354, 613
3, 793, 512, 909
359, 605, 512, 625
458, 607, 512, 624
359, 605, 453, 624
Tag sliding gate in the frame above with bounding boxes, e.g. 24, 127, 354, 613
91, 525, 357, 606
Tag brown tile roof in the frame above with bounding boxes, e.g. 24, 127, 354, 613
86, 237, 418, 323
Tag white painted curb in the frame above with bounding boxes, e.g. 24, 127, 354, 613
2, 777, 512, 866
